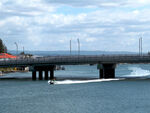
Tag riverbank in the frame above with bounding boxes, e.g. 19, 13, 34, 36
0, 67, 29, 76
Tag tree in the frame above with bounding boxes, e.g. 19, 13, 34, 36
0, 39, 7, 53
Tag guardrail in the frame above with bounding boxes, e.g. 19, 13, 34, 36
0, 54, 150, 67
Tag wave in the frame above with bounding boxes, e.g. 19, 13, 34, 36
48, 79, 120, 85
123, 67, 150, 77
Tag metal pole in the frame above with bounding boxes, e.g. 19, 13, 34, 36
4, 47, 6, 61
70, 40, 71, 55
77, 38, 80, 55
139, 38, 141, 55
14, 42, 18, 55
141, 37, 142, 55
23, 46, 24, 53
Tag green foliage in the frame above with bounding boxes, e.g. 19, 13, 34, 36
0, 39, 7, 53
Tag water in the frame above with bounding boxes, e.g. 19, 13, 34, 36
1, 63, 150, 113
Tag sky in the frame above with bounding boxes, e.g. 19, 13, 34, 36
0, 0, 150, 52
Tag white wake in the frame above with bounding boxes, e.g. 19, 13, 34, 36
123, 67, 150, 77
48, 79, 120, 85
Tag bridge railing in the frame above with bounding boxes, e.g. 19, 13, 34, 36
0, 54, 150, 66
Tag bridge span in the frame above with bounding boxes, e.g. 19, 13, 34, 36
0, 54, 150, 80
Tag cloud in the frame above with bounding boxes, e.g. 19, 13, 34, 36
0, 0, 150, 52
86, 38, 97, 42
44, 0, 150, 8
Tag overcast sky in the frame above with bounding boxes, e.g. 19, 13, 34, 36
0, 0, 150, 52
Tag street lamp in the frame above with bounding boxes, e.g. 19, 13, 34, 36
139, 37, 143, 56
70, 40, 72, 55
77, 38, 80, 55
14, 42, 18, 55
23, 46, 24, 54
141, 37, 142, 55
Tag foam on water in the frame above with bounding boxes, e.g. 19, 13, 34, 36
48, 79, 120, 85
123, 67, 150, 77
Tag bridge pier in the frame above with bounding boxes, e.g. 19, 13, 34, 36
45, 70, 48, 80
50, 66, 55, 80
32, 71, 36, 80
98, 64, 116, 79
39, 70, 43, 80
100, 69, 104, 79
30, 65, 55, 80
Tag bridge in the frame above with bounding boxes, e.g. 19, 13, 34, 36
0, 54, 150, 80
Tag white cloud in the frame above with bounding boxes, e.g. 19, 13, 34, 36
0, 0, 150, 52
44, 0, 150, 8
58, 39, 65, 43
86, 38, 97, 42
101, 2, 120, 7
126, 0, 150, 7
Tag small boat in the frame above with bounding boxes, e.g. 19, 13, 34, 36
48, 80, 55, 85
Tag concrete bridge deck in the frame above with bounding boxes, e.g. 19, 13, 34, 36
0, 54, 150, 80
0, 54, 150, 67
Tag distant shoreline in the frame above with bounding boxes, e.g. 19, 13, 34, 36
8, 50, 138, 56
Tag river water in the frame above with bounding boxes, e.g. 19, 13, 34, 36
1, 64, 150, 113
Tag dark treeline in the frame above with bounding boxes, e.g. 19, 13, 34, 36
0, 39, 7, 53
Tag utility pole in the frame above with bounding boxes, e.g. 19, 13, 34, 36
77, 38, 80, 55
14, 42, 18, 55
70, 40, 72, 55
141, 37, 142, 55
139, 38, 141, 55
139, 37, 143, 56
23, 46, 24, 53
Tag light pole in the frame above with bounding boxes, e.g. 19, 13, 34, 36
139, 37, 143, 56
77, 38, 80, 55
139, 38, 141, 55
14, 42, 18, 55
4, 47, 6, 61
70, 40, 72, 55
141, 37, 142, 55
23, 46, 24, 54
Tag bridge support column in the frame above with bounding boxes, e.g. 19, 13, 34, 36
32, 71, 36, 80
98, 64, 116, 79
45, 70, 48, 80
50, 69, 54, 80
30, 65, 56, 80
50, 65, 55, 80
100, 69, 104, 79
39, 70, 43, 80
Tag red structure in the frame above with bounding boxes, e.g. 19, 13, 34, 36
0, 53, 17, 59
